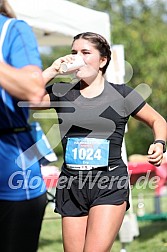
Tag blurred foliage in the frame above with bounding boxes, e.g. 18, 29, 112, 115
108, 0, 167, 155
33, 0, 167, 162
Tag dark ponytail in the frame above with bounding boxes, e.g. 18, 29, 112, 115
0, 0, 16, 18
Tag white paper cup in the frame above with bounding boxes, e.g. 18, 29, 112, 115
60, 55, 85, 73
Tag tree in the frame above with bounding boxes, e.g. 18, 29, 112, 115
110, 0, 167, 155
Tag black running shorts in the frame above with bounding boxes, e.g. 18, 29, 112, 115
55, 165, 130, 217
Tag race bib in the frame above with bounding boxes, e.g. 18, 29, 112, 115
65, 137, 109, 169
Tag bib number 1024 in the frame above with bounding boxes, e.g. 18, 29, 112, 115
72, 148, 102, 161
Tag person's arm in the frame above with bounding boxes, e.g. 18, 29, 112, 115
32, 60, 61, 109
42, 54, 75, 84
0, 62, 45, 103
31, 54, 75, 109
134, 103, 167, 166
31, 54, 77, 109
0, 19, 46, 104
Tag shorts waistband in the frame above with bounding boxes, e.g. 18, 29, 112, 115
65, 164, 119, 171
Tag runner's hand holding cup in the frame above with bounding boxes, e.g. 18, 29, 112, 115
59, 55, 85, 73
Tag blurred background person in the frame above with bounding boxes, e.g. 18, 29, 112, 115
0, 1, 47, 252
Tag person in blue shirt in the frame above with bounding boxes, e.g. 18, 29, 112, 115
0, 1, 47, 251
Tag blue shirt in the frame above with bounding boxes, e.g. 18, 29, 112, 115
0, 15, 46, 200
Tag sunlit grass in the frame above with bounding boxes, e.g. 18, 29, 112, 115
38, 206, 63, 252
39, 185, 167, 252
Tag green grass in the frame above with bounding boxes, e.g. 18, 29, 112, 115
39, 207, 167, 252
38, 206, 63, 252
38, 180, 167, 252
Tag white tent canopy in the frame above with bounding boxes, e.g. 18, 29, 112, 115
9, 0, 111, 46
